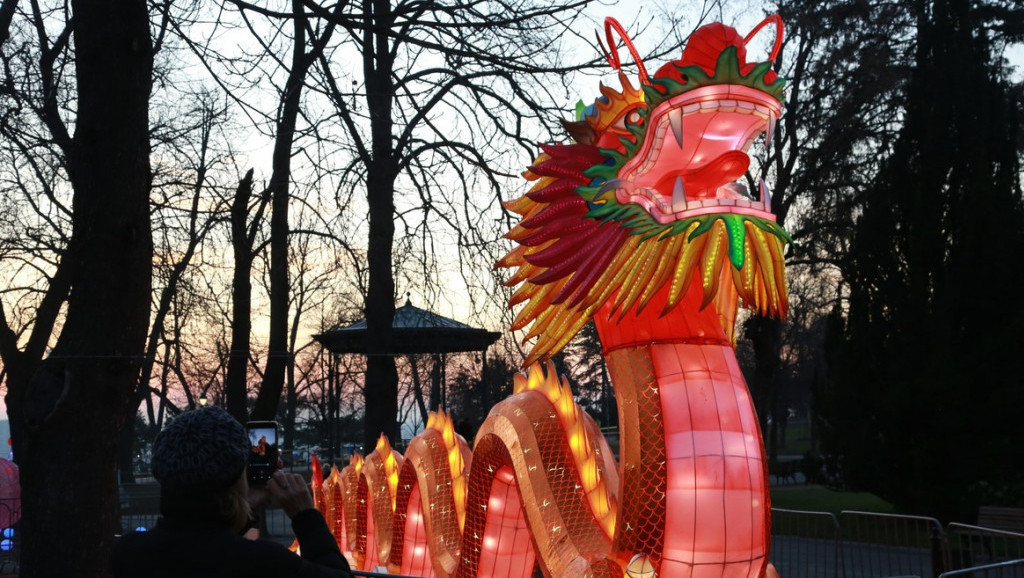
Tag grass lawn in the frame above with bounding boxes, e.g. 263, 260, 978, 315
771, 484, 895, 515
769, 419, 812, 456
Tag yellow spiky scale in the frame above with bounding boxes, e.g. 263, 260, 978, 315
750, 229, 780, 315
592, 240, 641, 306
664, 232, 707, 313
511, 280, 563, 331
700, 222, 727, 297
738, 225, 758, 292
637, 235, 684, 312
522, 300, 566, 342
613, 243, 659, 316
502, 195, 535, 216
766, 233, 789, 316
543, 313, 590, 360
755, 269, 768, 312
713, 266, 739, 343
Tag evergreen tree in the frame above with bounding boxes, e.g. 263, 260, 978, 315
825, 0, 1024, 521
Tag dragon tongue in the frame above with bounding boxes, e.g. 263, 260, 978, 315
691, 150, 750, 193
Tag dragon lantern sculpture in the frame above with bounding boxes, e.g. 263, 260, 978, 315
315, 16, 789, 578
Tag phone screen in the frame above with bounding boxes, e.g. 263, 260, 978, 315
246, 421, 279, 487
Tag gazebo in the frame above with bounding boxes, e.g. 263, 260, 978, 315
313, 298, 501, 454
315, 298, 501, 358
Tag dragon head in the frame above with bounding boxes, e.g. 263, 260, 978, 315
500, 18, 791, 365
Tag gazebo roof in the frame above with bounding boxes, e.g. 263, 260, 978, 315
313, 299, 501, 355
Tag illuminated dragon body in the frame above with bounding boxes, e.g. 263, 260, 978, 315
315, 17, 789, 578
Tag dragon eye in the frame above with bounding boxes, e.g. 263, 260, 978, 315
626, 109, 643, 125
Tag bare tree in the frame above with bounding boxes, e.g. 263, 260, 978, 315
302, 0, 617, 452
119, 93, 236, 480
0, 1, 153, 577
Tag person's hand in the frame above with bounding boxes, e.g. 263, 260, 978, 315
247, 481, 271, 511
267, 470, 315, 519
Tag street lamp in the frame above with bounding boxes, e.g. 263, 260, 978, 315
199, 395, 207, 407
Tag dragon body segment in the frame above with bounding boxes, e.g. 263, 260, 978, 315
315, 18, 789, 578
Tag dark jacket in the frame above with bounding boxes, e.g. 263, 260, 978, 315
112, 509, 353, 578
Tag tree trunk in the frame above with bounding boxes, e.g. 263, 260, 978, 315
225, 169, 256, 423
746, 315, 783, 462
5, 1, 153, 576
361, 0, 399, 454
429, 354, 442, 412
407, 355, 429, 426
253, 1, 312, 422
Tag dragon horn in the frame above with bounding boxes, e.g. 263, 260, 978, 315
743, 14, 785, 63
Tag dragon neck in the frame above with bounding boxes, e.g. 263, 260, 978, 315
593, 279, 769, 573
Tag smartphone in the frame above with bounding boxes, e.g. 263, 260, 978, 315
245, 421, 280, 487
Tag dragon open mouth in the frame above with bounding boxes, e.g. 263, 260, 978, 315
608, 84, 781, 224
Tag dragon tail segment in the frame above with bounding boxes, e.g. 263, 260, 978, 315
339, 454, 363, 555
390, 410, 472, 578
311, 454, 325, 512
320, 465, 346, 551
457, 362, 620, 577
353, 436, 402, 571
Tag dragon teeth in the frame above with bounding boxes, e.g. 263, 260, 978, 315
760, 177, 772, 210
668, 108, 684, 148
672, 175, 687, 211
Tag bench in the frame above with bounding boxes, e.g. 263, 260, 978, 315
977, 506, 1024, 534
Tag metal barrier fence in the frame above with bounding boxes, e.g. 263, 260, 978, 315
118, 483, 160, 534
770, 509, 1024, 578
119, 483, 294, 540
839, 511, 946, 578
112, 490, 1024, 578
771, 508, 842, 578
946, 523, 1024, 569
937, 559, 1024, 577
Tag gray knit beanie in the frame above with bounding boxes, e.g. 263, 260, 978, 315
151, 407, 250, 492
